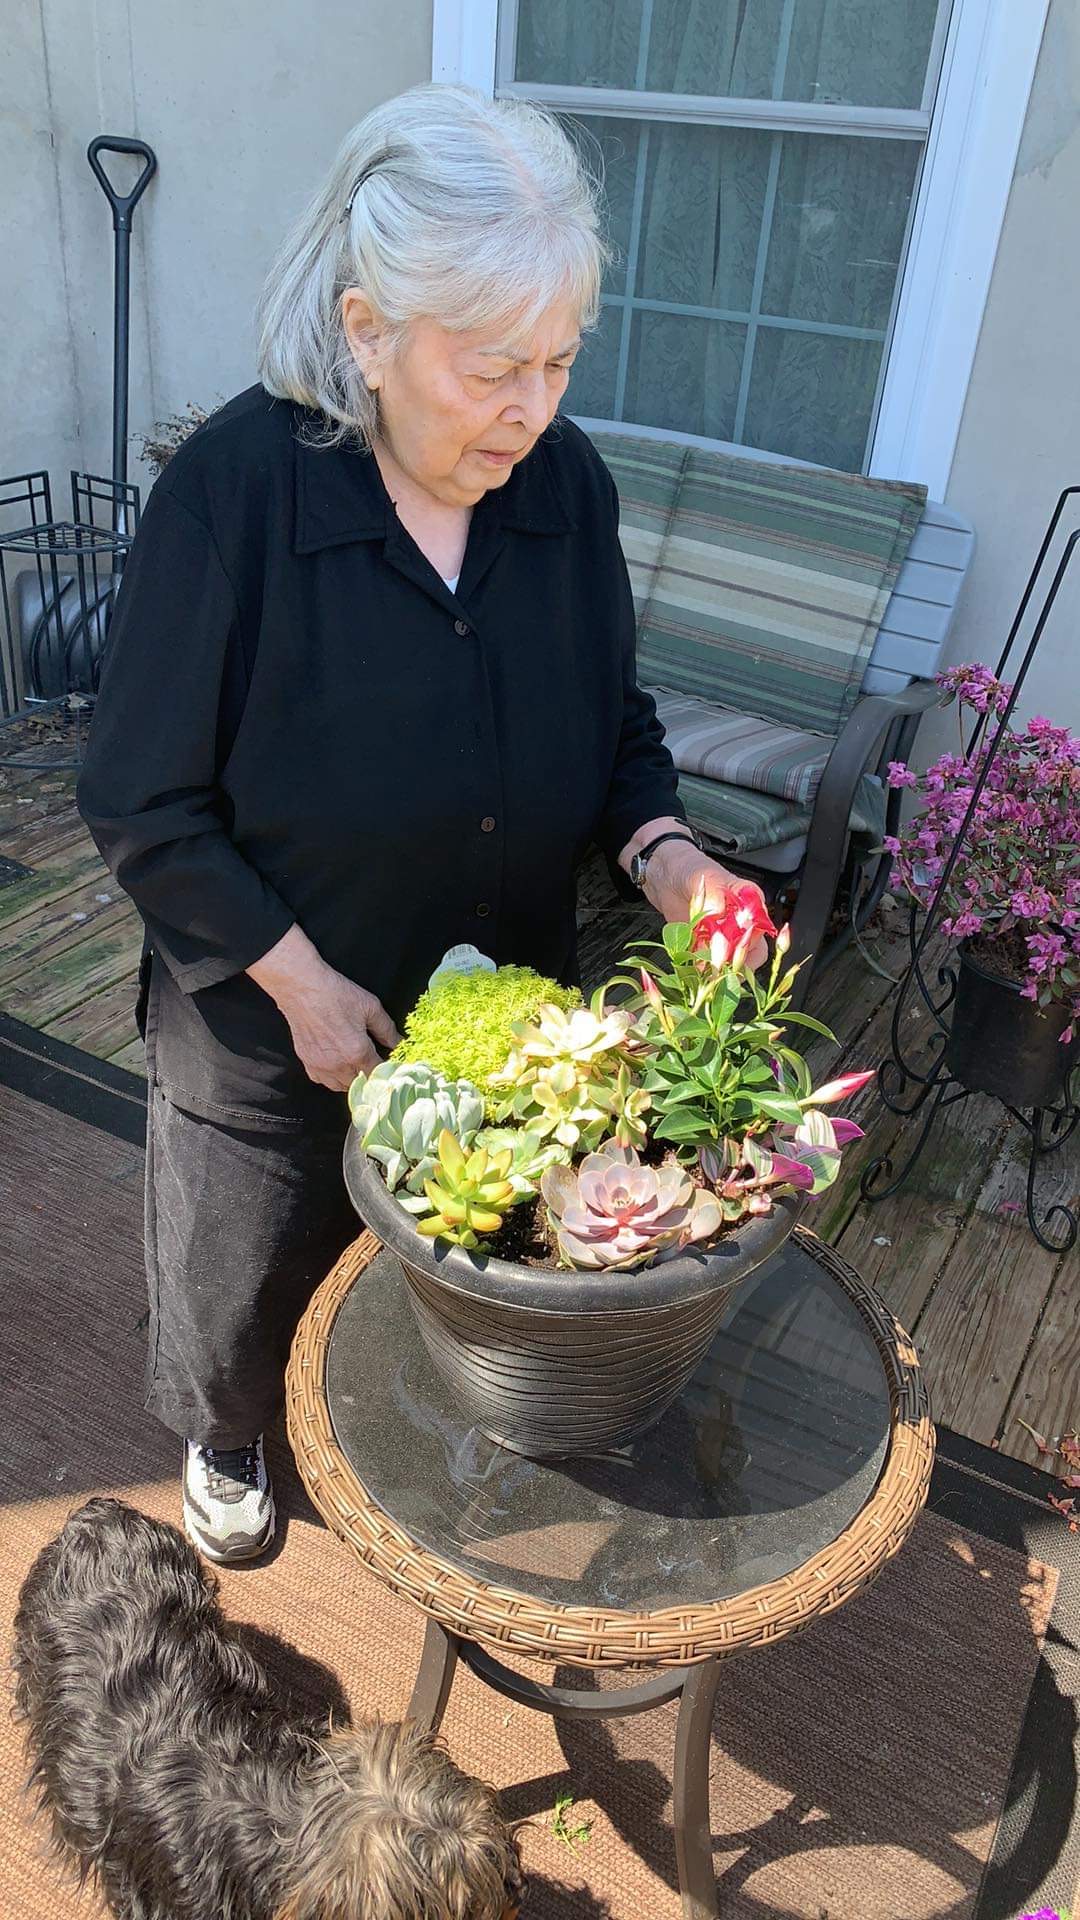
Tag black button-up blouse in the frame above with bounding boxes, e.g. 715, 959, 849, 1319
77, 385, 683, 1129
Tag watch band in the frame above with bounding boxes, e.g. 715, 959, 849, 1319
629, 827, 702, 889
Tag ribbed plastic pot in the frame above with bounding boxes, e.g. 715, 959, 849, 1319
344, 1133, 803, 1459
946, 943, 1080, 1108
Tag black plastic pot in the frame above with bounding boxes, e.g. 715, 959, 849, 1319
344, 1133, 802, 1459
946, 942, 1079, 1108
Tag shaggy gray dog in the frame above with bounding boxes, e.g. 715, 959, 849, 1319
13, 1497, 523, 1920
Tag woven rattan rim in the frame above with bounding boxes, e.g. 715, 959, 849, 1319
286, 1228, 935, 1669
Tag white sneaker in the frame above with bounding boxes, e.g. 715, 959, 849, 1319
182, 1436, 275, 1564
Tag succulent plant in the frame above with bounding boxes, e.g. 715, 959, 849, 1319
496, 1002, 639, 1076
415, 1130, 518, 1250
490, 1003, 651, 1153
541, 1141, 722, 1270
348, 1060, 485, 1211
471, 1126, 568, 1196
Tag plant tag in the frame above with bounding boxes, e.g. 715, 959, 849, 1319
427, 945, 497, 991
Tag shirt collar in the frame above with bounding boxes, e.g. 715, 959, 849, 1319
291, 408, 577, 555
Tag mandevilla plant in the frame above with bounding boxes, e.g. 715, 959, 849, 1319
600, 917, 871, 1222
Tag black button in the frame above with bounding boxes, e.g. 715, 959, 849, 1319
453, 618, 470, 636
480, 815, 496, 833
475, 902, 491, 918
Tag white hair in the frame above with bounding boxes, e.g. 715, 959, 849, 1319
255, 83, 610, 449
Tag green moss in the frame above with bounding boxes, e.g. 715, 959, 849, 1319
395, 966, 581, 1114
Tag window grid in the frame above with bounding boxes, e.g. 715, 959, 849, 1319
495, 0, 953, 468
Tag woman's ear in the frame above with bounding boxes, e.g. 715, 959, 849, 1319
341, 289, 384, 391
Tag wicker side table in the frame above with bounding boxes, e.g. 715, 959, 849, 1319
287, 1228, 933, 1920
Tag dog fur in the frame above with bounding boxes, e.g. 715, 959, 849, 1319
13, 1497, 523, 1920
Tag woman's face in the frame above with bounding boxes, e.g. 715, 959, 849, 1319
343, 293, 581, 509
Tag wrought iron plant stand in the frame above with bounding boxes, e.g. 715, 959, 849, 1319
860, 490, 1080, 1253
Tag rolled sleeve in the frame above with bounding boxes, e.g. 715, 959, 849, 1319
77, 485, 295, 991
592, 471, 685, 890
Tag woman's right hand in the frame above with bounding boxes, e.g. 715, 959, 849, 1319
247, 924, 401, 1091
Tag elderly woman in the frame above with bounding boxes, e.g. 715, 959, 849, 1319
78, 84, 768, 1564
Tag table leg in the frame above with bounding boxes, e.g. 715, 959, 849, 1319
406, 1618, 460, 1734
673, 1658, 721, 1920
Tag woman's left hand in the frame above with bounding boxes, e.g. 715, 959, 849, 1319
642, 839, 775, 971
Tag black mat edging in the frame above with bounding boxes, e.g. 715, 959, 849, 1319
0, 1011, 146, 1147
933, 1427, 1080, 1920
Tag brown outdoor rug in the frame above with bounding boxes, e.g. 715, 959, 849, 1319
2, 1018, 1079, 1920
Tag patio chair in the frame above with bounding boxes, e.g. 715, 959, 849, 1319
580, 420, 975, 1005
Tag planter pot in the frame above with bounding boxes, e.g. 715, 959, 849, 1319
946, 943, 1080, 1108
344, 1132, 802, 1460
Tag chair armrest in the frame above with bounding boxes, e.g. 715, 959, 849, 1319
785, 680, 946, 1002
808, 678, 945, 867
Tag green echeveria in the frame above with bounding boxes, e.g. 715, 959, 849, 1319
471, 1125, 569, 1196
348, 1060, 485, 1212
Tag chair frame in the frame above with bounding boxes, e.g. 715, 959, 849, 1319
575, 414, 974, 1008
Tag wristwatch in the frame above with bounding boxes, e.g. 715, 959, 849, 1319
628, 825, 703, 890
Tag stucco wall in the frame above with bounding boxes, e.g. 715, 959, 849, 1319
6, 2, 1077, 736
937, 0, 1080, 736
7, 0, 432, 497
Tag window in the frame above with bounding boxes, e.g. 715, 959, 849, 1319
496, 0, 952, 471
436, 0, 1048, 493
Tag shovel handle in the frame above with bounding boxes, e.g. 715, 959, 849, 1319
87, 137, 157, 230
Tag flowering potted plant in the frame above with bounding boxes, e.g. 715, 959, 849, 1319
344, 893, 870, 1458
886, 664, 1080, 1107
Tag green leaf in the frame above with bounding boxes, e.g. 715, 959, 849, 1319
754, 1092, 806, 1124
662, 920, 693, 958
653, 1109, 711, 1142
774, 1009, 838, 1042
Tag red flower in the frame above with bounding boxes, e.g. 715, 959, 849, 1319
690, 884, 777, 970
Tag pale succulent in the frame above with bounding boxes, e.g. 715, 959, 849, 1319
415, 1130, 518, 1250
490, 1003, 650, 1153
541, 1140, 722, 1270
493, 1002, 639, 1079
348, 1060, 485, 1211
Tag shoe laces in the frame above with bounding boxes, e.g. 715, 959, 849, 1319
201, 1442, 261, 1499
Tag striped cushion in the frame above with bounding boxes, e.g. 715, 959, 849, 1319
654, 689, 830, 808
595, 433, 926, 737
678, 768, 885, 858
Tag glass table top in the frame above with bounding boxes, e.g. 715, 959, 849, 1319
326, 1237, 891, 1614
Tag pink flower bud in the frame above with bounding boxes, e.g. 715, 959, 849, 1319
805, 1070, 876, 1106
775, 920, 792, 955
640, 967, 662, 1007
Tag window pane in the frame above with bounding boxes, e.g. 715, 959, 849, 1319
515, 0, 945, 110
763, 134, 921, 330
623, 311, 745, 441
567, 304, 623, 419
781, 0, 942, 110
561, 117, 918, 468
743, 328, 883, 469
514, 1, 645, 91
635, 122, 771, 311
559, 116, 639, 294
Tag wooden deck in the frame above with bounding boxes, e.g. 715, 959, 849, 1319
2, 732, 1077, 1473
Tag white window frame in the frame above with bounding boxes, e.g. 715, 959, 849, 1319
431, 0, 1049, 498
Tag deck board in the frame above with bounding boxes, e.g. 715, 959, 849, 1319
0, 780, 1076, 1468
